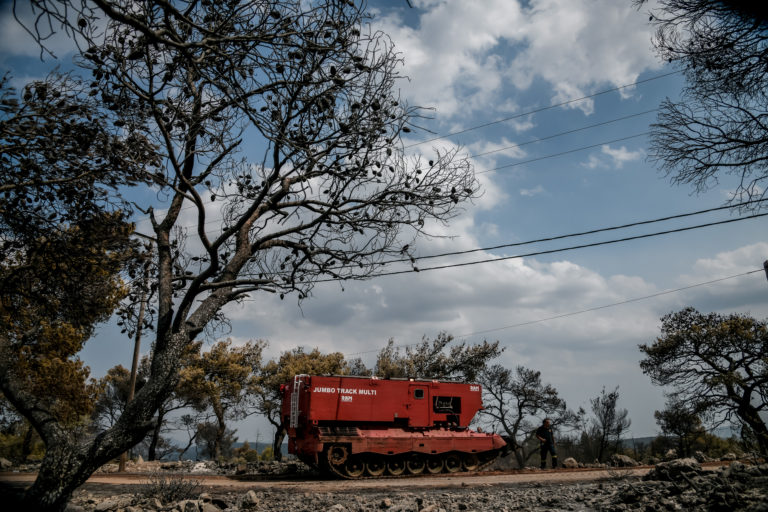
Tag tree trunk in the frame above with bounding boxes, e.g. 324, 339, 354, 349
7, 328, 193, 511
737, 402, 768, 455
272, 427, 285, 462
20, 427, 142, 512
21, 423, 34, 462
147, 410, 165, 461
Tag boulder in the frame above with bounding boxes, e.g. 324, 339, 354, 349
644, 458, 702, 482
721, 452, 738, 461
177, 500, 200, 512
610, 454, 639, 467
562, 457, 579, 469
692, 451, 708, 463
241, 490, 259, 509
94, 496, 134, 511
0, 457, 13, 470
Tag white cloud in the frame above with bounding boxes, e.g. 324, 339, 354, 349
375, 0, 662, 119
520, 185, 545, 197
582, 144, 644, 170
601, 145, 644, 168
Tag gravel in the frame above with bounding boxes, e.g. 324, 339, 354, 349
56, 459, 767, 512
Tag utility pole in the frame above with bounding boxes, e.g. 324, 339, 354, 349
118, 278, 148, 472
763, 260, 768, 281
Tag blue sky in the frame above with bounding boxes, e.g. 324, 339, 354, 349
2, 0, 766, 441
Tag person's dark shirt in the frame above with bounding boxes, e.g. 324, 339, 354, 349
536, 425, 554, 445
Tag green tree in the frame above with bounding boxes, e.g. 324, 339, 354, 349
654, 396, 705, 458
373, 332, 501, 381
177, 340, 264, 461
640, 307, 768, 455
478, 365, 581, 468
8, 0, 477, 508
251, 347, 351, 461
636, 0, 768, 207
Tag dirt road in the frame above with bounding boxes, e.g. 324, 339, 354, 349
0, 466, 652, 494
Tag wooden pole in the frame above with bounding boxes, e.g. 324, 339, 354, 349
118, 283, 148, 472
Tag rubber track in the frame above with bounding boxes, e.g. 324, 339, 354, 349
325, 449, 503, 480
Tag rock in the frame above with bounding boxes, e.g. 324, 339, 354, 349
137, 455, 144, 464
721, 452, 738, 461
241, 490, 259, 508
146, 497, 164, 510
200, 503, 222, 512
191, 462, 213, 473
610, 454, 639, 467
692, 450, 712, 463
380, 498, 393, 508
644, 458, 701, 482
210, 498, 230, 509
177, 499, 200, 512
562, 457, 579, 469
64, 505, 86, 512
235, 463, 248, 474
420, 506, 439, 512
0, 457, 12, 470
94, 496, 133, 511
326, 505, 347, 512
664, 449, 678, 460
125, 507, 143, 512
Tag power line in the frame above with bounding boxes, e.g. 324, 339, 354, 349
470, 109, 658, 159
477, 132, 649, 174
133, 203, 766, 286
344, 268, 763, 356
404, 71, 679, 149
360, 198, 768, 267
318, 212, 768, 281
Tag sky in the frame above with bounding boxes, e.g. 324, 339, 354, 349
1, 0, 766, 442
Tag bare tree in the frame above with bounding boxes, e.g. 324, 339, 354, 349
635, 0, 768, 209
588, 386, 631, 463
5, 1, 478, 509
478, 365, 581, 468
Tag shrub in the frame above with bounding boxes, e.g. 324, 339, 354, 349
135, 472, 202, 504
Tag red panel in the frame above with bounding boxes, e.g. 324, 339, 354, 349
289, 376, 484, 428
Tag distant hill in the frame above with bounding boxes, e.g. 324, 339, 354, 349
176, 440, 288, 461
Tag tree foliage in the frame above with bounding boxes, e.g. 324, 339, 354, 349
640, 307, 768, 455
251, 346, 351, 460
177, 339, 264, 461
5, 0, 477, 508
636, 0, 768, 207
373, 332, 501, 381
654, 396, 705, 458
478, 365, 580, 468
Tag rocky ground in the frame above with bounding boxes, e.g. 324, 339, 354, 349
2, 458, 767, 511
54, 458, 768, 512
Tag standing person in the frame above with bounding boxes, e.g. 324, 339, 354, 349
536, 418, 558, 469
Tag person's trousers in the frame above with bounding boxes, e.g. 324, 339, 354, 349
540, 443, 557, 469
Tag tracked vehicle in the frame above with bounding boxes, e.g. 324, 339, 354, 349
280, 375, 506, 478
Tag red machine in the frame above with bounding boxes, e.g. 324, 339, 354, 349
280, 375, 506, 478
